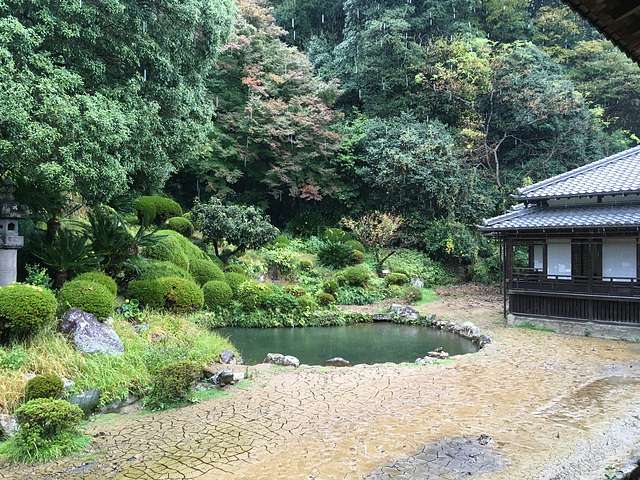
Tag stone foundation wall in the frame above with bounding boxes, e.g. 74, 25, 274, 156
508, 314, 640, 342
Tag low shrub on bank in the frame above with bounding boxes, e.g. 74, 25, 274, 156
57, 280, 115, 319
0, 284, 57, 341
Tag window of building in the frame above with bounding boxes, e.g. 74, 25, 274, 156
602, 238, 637, 282
547, 239, 571, 280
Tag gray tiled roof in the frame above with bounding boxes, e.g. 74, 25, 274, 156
515, 145, 640, 200
480, 204, 640, 231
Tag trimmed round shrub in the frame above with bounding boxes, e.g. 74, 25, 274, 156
263, 293, 298, 312
57, 280, 115, 319
345, 240, 365, 253
146, 360, 201, 409
225, 264, 246, 275
403, 286, 423, 303
323, 228, 353, 243
74, 271, 117, 296
237, 281, 272, 311
297, 295, 317, 311
225, 272, 249, 298
272, 235, 290, 248
127, 279, 165, 309
349, 250, 365, 265
134, 259, 194, 282
165, 216, 193, 237
211, 255, 225, 268
315, 292, 336, 306
283, 285, 305, 297
143, 232, 189, 270
386, 273, 410, 286
133, 196, 183, 225
322, 280, 338, 297
15, 398, 83, 447
0, 283, 57, 339
385, 284, 406, 298
337, 265, 371, 287
24, 374, 64, 402
189, 259, 225, 286
157, 277, 203, 313
203, 280, 233, 309
298, 260, 313, 271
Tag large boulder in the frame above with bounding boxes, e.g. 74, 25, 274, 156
67, 388, 101, 416
60, 308, 124, 355
263, 353, 300, 368
220, 349, 243, 365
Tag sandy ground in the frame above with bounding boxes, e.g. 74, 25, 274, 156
3, 285, 640, 479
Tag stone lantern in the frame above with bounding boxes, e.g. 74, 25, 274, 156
0, 179, 29, 286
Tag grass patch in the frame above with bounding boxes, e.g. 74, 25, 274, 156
191, 388, 230, 402
512, 321, 555, 333
0, 430, 91, 464
414, 288, 438, 305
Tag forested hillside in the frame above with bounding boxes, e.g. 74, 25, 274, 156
2, 0, 640, 266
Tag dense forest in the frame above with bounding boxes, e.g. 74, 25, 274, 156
2, 0, 640, 267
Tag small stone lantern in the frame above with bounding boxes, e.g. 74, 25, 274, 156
0, 179, 29, 286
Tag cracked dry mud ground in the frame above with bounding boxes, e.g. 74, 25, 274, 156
4, 288, 640, 480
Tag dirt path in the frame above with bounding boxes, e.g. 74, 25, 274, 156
3, 286, 640, 479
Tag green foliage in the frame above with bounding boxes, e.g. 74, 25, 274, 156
345, 240, 365, 253
143, 231, 189, 271
57, 280, 114, 320
403, 286, 423, 303
24, 264, 52, 289
273, 235, 291, 247
133, 197, 183, 226
157, 277, 204, 314
384, 249, 447, 287
261, 248, 297, 277
145, 360, 202, 411
337, 265, 372, 287
286, 213, 326, 237
263, 293, 299, 313
315, 292, 336, 306
0, 283, 57, 341
317, 241, 353, 269
283, 285, 306, 297
349, 250, 365, 265
323, 228, 353, 243
298, 260, 314, 271
0, 345, 26, 371
225, 264, 246, 275
470, 251, 501, 284
386, 273, 409, 286
422, 220, 480, 265
297, 295, 318, 312
165, 217, 194, 238
119, 299, 144, 323
189, 259, 225, 286
203, 281, 233, 310
134, 259, 194, 282
127, 280, 166, 309
237, 281, 272, 311
24, 374, 64, 402
322, 281, 339, 298
73, 272, 117, 296
337, 286, 385, 306
191, 198, 279, 263
225, 272, 250, 298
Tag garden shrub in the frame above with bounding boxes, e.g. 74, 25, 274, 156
225, 264, 246, 275
317, 241, 352, 269
349, 249, 365, 265
57, 280, 115, 319
24, 374, 64, 402
165, 216, 194, 237
315, 292, 336, 306
337, 265, 371, 287
297, 295, 317, 311
14, 398, 83, 451
262, 248, 296, 276
0, 283, 57, 340
403, 286, 423, 303
283, 285, 306, 297
0, 424, 7, 442
337, 286, 385, 305
385, 285, 406, 298
298, 260, 313, 271
322, 228, 353, 243
225, 272, 249, 297
237, 281, 272, 311
286, 212, 326, 237
384, 249, 447, 287
345, 240, 365, 253
470, 251, 501, 284
127, 279, 166, 309
263, 293, 299, 313
273, 235, 290, 247
133, 196, 183, 225
145, 360, 201, 410
134, 259, 194, 282
203, 281, 233, 309
322, 280, 338, 298
386, 273, 409, 286
74, 271, 117, 296
128, 277, 203, 313
143, 232, 189, 271
189, 259, 225, 286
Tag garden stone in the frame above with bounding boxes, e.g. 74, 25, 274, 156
68, 388, 101, 416
397, 306, 419, 321
411, 276, 424, 288
373, 313, 392, 321
426, 349, 450, 360
62, 377, 75, 392
119, 405, 143, 415
220, 349, 237, 364
323, 357, 352, 367
460, 322, 480, 337
211, 370, 235, 386
0, 413, 17, 436
263, 353, 300, 368
98, 398, 122, 413
60, 308, 124, 355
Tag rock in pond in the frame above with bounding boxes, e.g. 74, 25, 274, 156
60, 308, 124, 355
263, 353, 300, 368
220, 349, 243, 365
323, 357, 352, 367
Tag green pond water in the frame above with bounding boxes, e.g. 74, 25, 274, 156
216, 322, 478, 366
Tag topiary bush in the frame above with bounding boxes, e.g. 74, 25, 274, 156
237, 281, 272, 311
128, 277, 203, 313
297, 295, 317, 311
145, 360, 201, 410
225, 264, 246, 275
386, 273, 410, 286
165, 216, 193, 237
134, 259, 194, 282
127, 279, 165, 309
298, 260, 313, 271
189, 259, 225, 286
73, 271, 117, 296
14, 398, 84, 453
133, 196, 183, 225
272, 235, 290, 248
57, 280, 115, 319
143, 232, 189, 271
0, 283, 57, 340
263, 293, 298, 313
337, 265, 372, 287
317, 241, 352, 269
349, 250, 365, 265
403, 286, 423, 303
225, 272, 249, 298
315, 292, 336, 306
345, 240, 365, 253
385, 284, 405, 298
203, 281, 233, 309
322, 280, 338, 298
24, 374, 64, 402
283, 285, 306, 297
323, 228, 353, 243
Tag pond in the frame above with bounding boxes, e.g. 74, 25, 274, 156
216, 322, 478, 366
